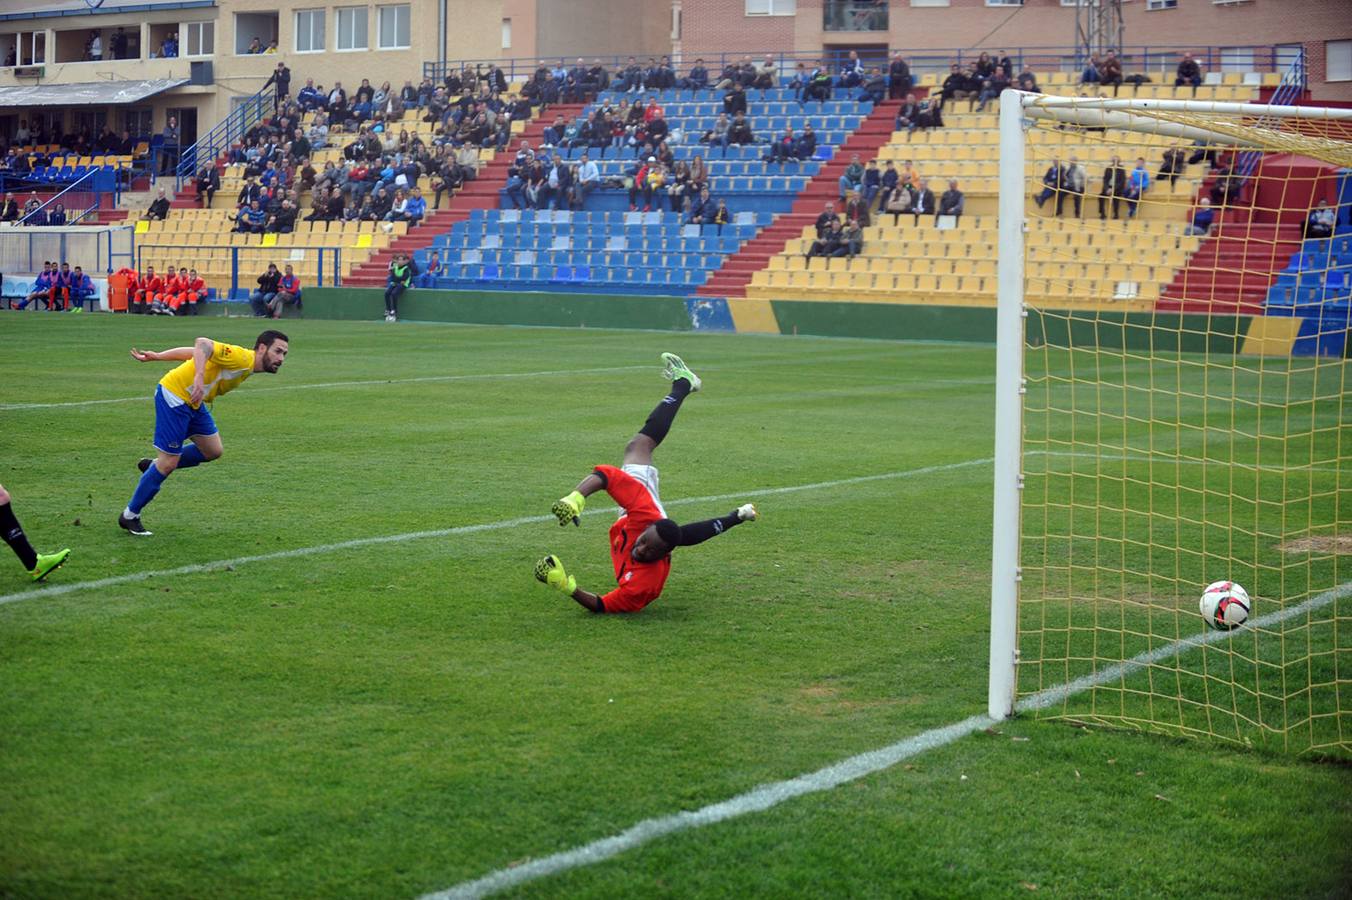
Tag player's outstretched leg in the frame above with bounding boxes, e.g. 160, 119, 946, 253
624, 353, 701, 467
0, 484, 71, 581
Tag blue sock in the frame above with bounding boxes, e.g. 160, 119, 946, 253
177, 443, 208, 469
128, 464, 168, 515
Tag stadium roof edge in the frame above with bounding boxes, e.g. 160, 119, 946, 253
0, 77, 189, 106
0, 1, 216, 24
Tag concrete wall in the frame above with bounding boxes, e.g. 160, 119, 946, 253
533, 0, 672, 62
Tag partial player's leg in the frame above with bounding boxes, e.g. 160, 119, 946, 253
0, 483, 71, 581
622, 352, 702, 467
120, 391, 220, 536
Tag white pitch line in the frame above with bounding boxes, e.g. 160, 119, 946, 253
0, 365, 654, 411
424, 579, 1352, 900
0, 457, 992, 608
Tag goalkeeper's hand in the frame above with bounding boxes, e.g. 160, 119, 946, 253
552, 491, 585, 527
533, 554, 577, 595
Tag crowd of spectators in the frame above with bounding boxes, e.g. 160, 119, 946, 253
12, 260, 96, 311
248, 262, 303, 318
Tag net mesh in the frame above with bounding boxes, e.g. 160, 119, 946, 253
1013, 95, 1350, 757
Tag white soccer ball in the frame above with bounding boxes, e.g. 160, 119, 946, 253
1200, 581, 1251, 631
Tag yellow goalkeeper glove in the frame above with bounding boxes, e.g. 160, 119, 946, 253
552, 491, 585, 527
533, 554, 576, 594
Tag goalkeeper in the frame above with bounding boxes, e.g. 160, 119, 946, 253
535, 353, 758, 613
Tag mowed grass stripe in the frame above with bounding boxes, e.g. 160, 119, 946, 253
426, 578, 1352, 900
0, 458, 992, 608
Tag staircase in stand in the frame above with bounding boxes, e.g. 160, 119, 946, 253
344, 104, 584, 287
696, 98, 902, 299
1157, 215, 1302, 315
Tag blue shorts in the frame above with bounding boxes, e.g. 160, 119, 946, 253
153, 385, 217, 454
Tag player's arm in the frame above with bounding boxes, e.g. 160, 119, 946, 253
534, 555, 605, 612
129, 345, 196, 362
187, 337, 214, 404
550, 471, 606, 527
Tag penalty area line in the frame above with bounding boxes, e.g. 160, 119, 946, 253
422, 580, 1352, 900
0, 457, 992, 608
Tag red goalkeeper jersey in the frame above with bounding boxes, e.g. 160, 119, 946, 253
594, 464, 671, 613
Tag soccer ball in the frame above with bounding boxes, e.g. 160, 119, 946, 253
1200, 581, 1251, 630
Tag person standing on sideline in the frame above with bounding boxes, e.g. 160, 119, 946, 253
118, 331, 290, 536
535, 353, 758, 613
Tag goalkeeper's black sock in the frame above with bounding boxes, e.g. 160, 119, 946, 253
638, 378, 692, 446
0, 501, 38, 571
676, 511, 742, 547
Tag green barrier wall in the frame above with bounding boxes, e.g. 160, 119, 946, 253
304, 288, 693, 330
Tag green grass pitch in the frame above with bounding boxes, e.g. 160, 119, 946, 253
0, 316, 1348, 898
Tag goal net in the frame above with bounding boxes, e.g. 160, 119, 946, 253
988, 90, 1351, 758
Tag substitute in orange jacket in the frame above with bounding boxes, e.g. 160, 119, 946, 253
133, 266, 162, 313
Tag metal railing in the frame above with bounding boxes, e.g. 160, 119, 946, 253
425, 44, 1301, 87
1236, 51, 1306, 182
135, 243, 343, 298
16, 168, 118, 226
175, 85, 273, 190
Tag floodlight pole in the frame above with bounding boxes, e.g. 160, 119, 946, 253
988, 89, 1026, 720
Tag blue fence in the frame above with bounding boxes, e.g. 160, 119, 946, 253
425, 44, 1301, 87
175, 85, 273, 191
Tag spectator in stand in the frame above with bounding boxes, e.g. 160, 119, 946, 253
686, 187, 715, 226
858, 68, 887, 104
806, 218, 844, 260
726, 113, 755, 151
814, 201, 840, 239
764, 127, 797, 163
1017, 70, 1041, 93
159, 116, 179, 175
250, 263, 282, 317
1081, 54, 1102, 85
844, 190, 870, 228
1185, 197, 1215, 236
1157, 145, 1186, 185
235, 199, 267, 233
939, 180, 965, 223
840, 50, 865, 89
666, 160, 691, 212
263, 61, 291, 109
18, 263, 55, 310
838, 153, 865, 201
804, 63, 834, 104
267, 264, 301, 319
160, 32, 178, 58
417, 252, 442, 288
297, 78, 323, 111
907, 179, 936, 225
975, 66, 1010, 112
1033, 157, 1065, 212
1100, 51, 1123, 95
1305, 200, 1335, 240
975, 52, 994, 80
1209, 157, 1241, 205
266, 198, 297, 233
1063, 155, 1087, 218
786, 62, 811, 102
572, 152, 600, 209
853, 161, 880, 214
841, 219, 864, 258
383, 253, 416, 322
47, 203, 67, 226
614, 57, 644, 93
69, 266, 96, 312
384, 188, 409, 222
712, 198, 731, 234
86, 30, 102, 61
888, 52, 912, 100
700, 113, 731, 154
723, 82, 748, 118
145, 187, 170, 221
1175, 52, 1203, 89
1125, 156, 1150, 217
753, 55, 778, 93
0, 193, 17, 222
1098, 155, 1127, 220
896, 93, 922, 134
679, 58, 709, 92
196, 163, 219, 208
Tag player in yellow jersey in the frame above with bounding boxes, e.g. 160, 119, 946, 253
118, 330, 289, 536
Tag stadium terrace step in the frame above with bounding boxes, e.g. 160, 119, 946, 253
1160, 216, 1304, 315
697, 99, 902, 299
344, 103, 579, 286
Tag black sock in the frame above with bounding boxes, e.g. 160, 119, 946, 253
677, 511, 742, 547
0, 502, 38, 570
638, 379, 692, 446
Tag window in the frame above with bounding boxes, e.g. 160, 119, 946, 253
336, 7, 368, 51
295, 9, 325, 53
745, 0, 795, 15
183, 22, 214, 57
1146, 0, 1177, 9
234, 12, 278, 54
9, 30, 47, 65
1328, 40, 1352, 82
909, 0, 950, 6
985, 0, 1023, 6
121, 107, 153, 138
377, 4, 410, 50
501, 18, 511, 50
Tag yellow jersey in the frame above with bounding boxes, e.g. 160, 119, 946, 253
159, 341, 256, 409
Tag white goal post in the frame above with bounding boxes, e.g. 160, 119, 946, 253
987, 89, 1352, 754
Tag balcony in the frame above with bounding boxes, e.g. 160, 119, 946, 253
823, 0, 888, 32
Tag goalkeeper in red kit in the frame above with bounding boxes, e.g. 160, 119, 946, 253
534, 353, 758, 613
